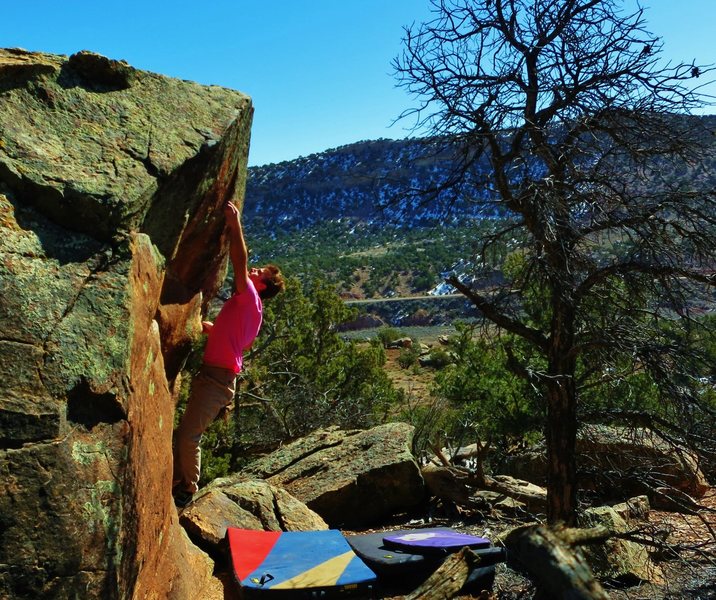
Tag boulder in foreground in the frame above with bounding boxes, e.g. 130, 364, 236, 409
236, 424, 426, 527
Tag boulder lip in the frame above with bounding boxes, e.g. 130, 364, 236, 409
0, 47, 251, 243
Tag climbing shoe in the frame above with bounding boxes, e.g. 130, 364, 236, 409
173, 489, 193, 508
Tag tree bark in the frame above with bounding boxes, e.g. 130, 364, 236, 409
405, 547, 485, 600
545, 285, 579, 525
503, 523, 610, 600
546, 376, 579, 525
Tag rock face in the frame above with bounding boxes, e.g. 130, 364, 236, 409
0, 48, 252, 599
180, 480, 328, 552
237, 424, 426, 527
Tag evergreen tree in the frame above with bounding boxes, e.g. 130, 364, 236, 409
395, 0, 716, 523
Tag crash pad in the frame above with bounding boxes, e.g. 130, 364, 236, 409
346, 528, 504, 590
227, 528, 377, 597
382, 528, 490, 554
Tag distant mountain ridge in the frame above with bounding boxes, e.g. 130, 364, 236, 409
244, 114, 716, 231
244, 137, 495, 229
243, 116, 716, 302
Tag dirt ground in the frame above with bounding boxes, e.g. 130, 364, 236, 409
383, 347, 435, 404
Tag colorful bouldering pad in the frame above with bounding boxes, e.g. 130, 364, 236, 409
227, 528, 377, 598
382, 528, 490, 554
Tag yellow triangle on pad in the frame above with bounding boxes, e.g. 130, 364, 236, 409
271, 551, 355, 589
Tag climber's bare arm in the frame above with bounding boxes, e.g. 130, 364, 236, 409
224, 202, 249, 294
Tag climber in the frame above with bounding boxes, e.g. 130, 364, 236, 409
172, 201, 284, 508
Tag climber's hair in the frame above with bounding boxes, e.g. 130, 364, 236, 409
258, 264, 284, 300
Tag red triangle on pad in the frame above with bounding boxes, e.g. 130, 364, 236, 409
227, 528, 282, 581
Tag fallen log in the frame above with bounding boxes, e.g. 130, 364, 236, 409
405, 546, 486, 600
502, 523, 610, 600
421, 463, 477, 507
421, 463, 547, 512
482, 474, 547, 512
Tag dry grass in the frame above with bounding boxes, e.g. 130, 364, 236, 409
383, 348, 435, 404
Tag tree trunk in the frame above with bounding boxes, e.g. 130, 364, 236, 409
545, 375, 578, 525
545, 280, 579, 525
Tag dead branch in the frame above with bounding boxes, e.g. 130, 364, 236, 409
481, 475, 548, 512
502, 523, 610, 600
405, 547, 485, 600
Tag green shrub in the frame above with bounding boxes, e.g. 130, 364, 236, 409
426, 348, 452, 369
398, 346, 420, 369
376, 326, 401, 348
239, 278, 403, 443
432, 325, 543, 451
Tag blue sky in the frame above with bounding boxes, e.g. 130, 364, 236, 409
5, 1, 715, 166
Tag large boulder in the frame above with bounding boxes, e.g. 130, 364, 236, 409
236, 424, 426, 527
0, 48, 252, 599
500, 425, 709, 500
578, 425, 710, 498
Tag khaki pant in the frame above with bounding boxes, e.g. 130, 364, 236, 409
173, 365, 236, 494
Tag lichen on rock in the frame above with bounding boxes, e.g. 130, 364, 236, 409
0, 47, 253, 599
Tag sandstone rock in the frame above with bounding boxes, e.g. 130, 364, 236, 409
237, 424, 426, 527
649, 486, 701, 514
180, 481, 328, 553
418, 350, 454, 368
180, 490, 263, 548
66, 50, 135, 91
219, 480, 329, 532
387, 337, 413, 349
578, 506, 664, 584
0, 48, 252, 599
142, 518, 219, 600
500, 425, 709, 500
578, 425, 709, 498
610, 495, 650, 522
498, 448, 547, 484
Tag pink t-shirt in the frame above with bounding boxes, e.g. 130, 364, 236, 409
203, 279, 263, 373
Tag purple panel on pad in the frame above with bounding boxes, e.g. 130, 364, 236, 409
382, 530, 490, 551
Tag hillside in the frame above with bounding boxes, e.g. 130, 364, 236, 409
243, 137, 501, 300
245, 137, 500, 228
243, 115, 716, 304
